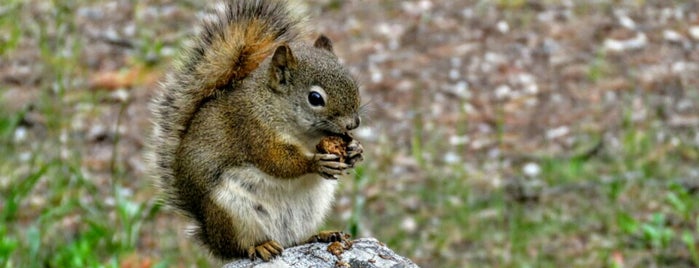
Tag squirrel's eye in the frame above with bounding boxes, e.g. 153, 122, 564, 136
308, 91, 325, 107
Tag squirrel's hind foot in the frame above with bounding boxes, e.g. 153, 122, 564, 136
247, 240, 284, 261
304, 230, 350, 244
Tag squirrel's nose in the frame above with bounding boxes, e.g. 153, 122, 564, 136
345, 116, 360, 131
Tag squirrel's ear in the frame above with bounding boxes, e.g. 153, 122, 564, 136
313, 35, 334, 54
269, 44, 297, 91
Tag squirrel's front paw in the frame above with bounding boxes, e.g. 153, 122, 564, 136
346, 139, 364, 167
313, 153, 350, 180
247, 240, 284, 261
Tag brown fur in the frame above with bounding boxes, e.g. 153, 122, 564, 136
150, 0, 362, 261
151, 0, 304, 223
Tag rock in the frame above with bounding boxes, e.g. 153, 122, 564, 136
222, 238, 419, 268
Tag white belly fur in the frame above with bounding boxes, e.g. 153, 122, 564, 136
212, 167, 338, 246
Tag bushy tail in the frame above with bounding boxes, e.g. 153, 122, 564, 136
149, 0, 306, 218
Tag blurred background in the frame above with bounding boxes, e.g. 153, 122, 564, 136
1, 0, 698, 267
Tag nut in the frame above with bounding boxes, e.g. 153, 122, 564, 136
316, 135, 349, 163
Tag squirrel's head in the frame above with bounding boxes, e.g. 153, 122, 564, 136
267, 35, 361, 136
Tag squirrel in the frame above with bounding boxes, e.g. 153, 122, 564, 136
149, 0, 363, 262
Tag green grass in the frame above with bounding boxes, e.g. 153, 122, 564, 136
358, 113, 698, 267
0, 1, 179, 267
0, 87, 162, 267
345, 47, 699, 268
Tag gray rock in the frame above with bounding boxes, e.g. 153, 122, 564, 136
222, 238, 419, 268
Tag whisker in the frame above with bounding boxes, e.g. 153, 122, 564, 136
358, 99, 377, 125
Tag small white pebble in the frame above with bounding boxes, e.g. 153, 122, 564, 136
87, 124, 107, 141
604, 33, 648, 52
677, 99, 693, 111
618, 15, 636, 29
490, 176, 502, 188
672, 61, 698, 73
671, 137, 680, 147
161, 47, 176, 57
462, 103, 475, 114
452, 81, 470, 99
340, 210, 352, 221
449, 135, 470, 146
443, 151, 461, 164
449, 69, 459, 80
546, 126, 569, 139
59, 130, 68, 144
523, 162, 541, 177
401, 0, 433, 15
450, 57, 462, 68
105, 197, 115, 207
494, 85, 512, 99
496, 21, 509, 33
13, 127, 27, 142
447, 195, 462, 206
123, 24, 135, 37
19, 152, 31, 162
689, 26, 699, 40
0, 176, 9, 188
370, 71, 383, 83
461, 8, 473, 19
524, 83, 538, 95
111, 89, 130, 102
663, 30, 684, 42
400, 217, 417, 233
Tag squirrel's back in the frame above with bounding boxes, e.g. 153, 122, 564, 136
150, 0, 306, 219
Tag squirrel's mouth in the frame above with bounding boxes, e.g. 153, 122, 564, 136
314, 120, 348, 137
321, 130, 352, 141
322, 130, 343, 136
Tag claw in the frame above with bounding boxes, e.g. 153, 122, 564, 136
321, 161, 349, 170
312, 138, 363, 179
313, 153, 339, 161
347, 154, 364, 167
319, 166, 344, 176
305, 231, 350, 244
346, 139, 364, 160
318, 156, 349, 176
320, 172, 337, 180
247, 240, 284, 261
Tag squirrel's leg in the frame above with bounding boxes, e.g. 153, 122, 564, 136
303, 230, 350, 244
252, 138, 353, 179
199, 196, 252, 259
202, 188, 283, 261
